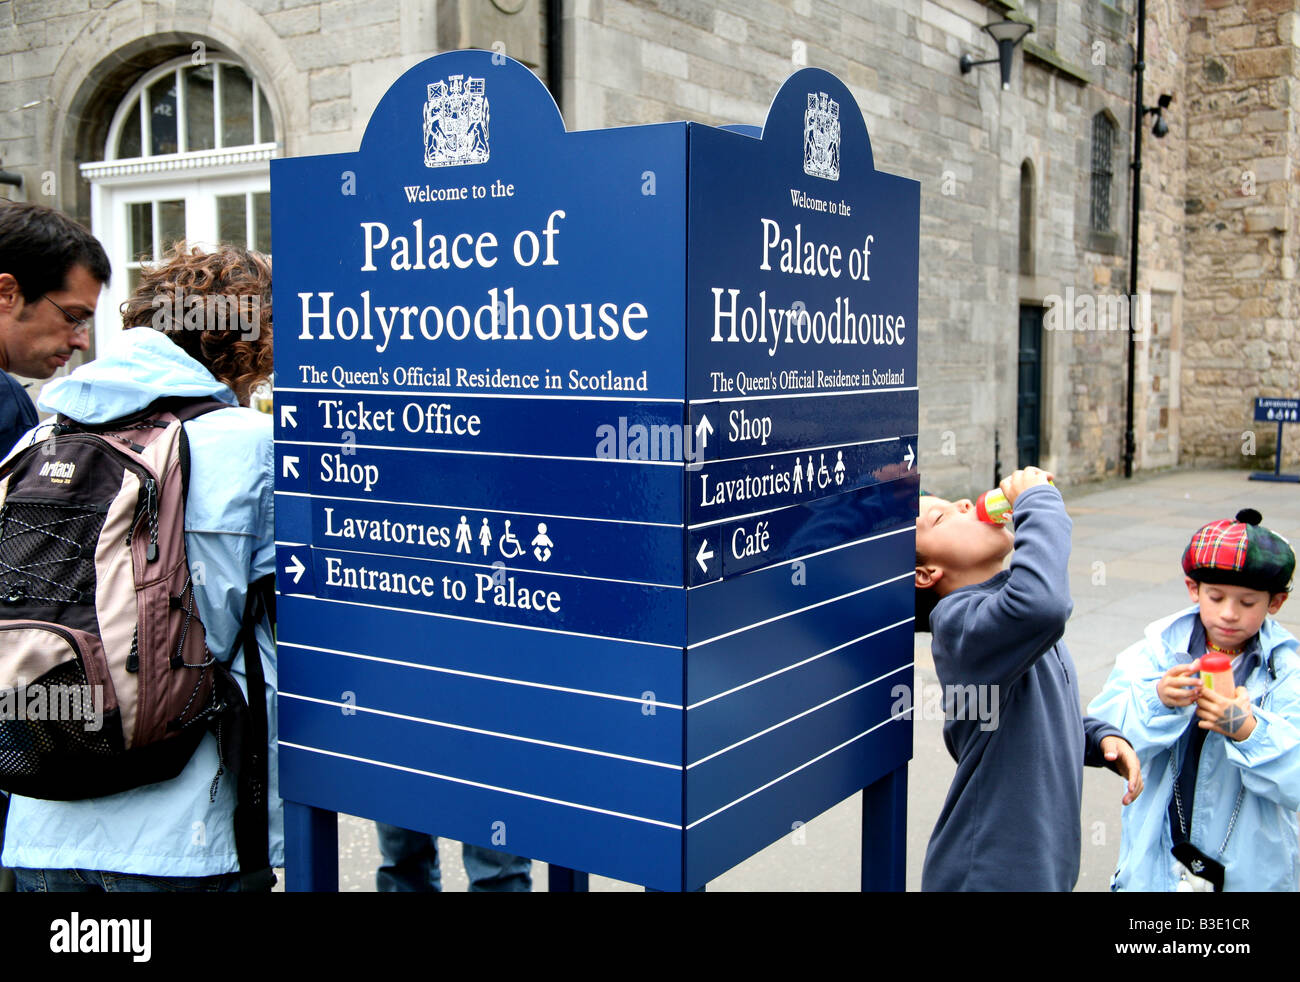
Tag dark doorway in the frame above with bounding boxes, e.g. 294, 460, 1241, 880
1017, 305, 1043, 468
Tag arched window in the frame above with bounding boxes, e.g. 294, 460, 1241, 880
80, 55, 277, 350
1019, 160, 1035, 277
1090, 112, 1115, 232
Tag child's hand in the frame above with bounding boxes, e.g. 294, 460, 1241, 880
1157, 660, 1202, 708
1197, 685, 1257, 741
998, 466, 1055, 509
1100, 735, 1143, 805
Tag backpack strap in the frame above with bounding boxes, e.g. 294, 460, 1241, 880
231, 573, 276, 890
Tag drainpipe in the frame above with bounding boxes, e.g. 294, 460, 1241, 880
546, 0, 563, 123
1124, 0, 1146, 479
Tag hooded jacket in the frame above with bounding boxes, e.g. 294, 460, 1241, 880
0, 327, 283, 876
1087, 605, 1300, 891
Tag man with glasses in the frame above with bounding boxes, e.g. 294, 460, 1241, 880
0, 201, 109, 893
0, 202, 110, 456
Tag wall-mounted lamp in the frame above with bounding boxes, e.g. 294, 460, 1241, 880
960, 20, 1033, 91
1144, 92, 1173, 138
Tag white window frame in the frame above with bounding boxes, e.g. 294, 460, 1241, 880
80, 55, 277, 353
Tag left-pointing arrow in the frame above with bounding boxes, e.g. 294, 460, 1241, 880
280, 405, 298, 428
283, 455, 300, 479
696, 539, 714, 574
284, 554, 305, 584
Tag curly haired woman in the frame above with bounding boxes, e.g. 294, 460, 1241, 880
3, 244, 282, 892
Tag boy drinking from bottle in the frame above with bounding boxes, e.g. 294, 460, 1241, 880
914, 467, 1142, 890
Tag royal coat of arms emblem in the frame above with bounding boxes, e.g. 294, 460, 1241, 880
803, 92, 840, 181
424, 74, 490, 167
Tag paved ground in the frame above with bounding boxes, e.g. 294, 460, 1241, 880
307, 468, 1300, 892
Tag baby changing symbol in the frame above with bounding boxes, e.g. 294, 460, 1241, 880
834, 450, 845, 485
531, 523, 554, 563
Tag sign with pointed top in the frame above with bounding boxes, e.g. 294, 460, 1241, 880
272, 50, 918, 891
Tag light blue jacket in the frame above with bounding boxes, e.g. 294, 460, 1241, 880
1, 328, 283, 876
1087, 606, 1300, 891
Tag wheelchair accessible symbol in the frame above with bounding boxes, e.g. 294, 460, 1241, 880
497, 520, 525, 559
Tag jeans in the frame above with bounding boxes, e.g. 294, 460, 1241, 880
375, 822, 531, 892
13, 867, 258, 893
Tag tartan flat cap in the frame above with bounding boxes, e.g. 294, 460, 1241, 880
1182, 508, 1295, 594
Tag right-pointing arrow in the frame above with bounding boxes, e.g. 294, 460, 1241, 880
696, 539, 714, 574
283, 455, 300, 479
904, 444, 915, 470
284, 554, 305, 584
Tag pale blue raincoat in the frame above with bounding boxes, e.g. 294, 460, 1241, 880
1, 328, 283, 876
1088, 605, 1300, 891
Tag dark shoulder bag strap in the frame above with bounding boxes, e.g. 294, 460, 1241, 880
232, 573, 276, 890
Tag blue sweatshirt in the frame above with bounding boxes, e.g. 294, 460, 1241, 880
921, 484, 1123, 891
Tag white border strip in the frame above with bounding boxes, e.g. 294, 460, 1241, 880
687, 619, 914, 709
279, 642, 683, 709
684, 710, 909, 829
280, 692, 680, 770
276, 386, 681, 404
692, 385, 917, 405
277, 438, 683, 466
707, 434, 896, 466
294, 542, 681, 590
685, 663, 912, 769
274, 593, 682, 649
278, 741, 683, 830
274, 490, 681, 528
689, 571, 914, 648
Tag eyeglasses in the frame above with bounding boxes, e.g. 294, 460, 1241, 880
42, 296, 93, 336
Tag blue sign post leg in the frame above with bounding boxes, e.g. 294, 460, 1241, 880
285, 802, 339, 892
1249, 420, 1300, 482
860, 763, 907, 891
547, 865, 590, 892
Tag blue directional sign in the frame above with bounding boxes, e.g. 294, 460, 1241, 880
273, 51, 918, 891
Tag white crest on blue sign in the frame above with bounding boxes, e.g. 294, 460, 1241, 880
424, 74, 490, 168
803, 91, 840, 181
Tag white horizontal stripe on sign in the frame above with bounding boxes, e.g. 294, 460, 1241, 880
691, 385, 918, 405
715, 434, 897, 466
274, 490, 681, 528
685, 662, 912, 769
689, 571, 914, 648
684, 710, 909, 830
684, 524, 912, 579
280, 692, 680, 769
277, 386, 681, 404
277, 438, 683, 466
687, 619, 914, 709
279, 741, 684, 830
291, 542, 681, 590
274, 594, 682, 649
280, 641, 683, 709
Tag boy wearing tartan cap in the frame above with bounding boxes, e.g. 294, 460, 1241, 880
1089, 508, 1300, 890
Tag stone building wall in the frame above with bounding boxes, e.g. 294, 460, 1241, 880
1180, 0, 1300, 470
8, 1, 1292, 490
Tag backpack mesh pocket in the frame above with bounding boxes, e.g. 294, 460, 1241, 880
0, 658, 121, 780
0, 501, 106, 607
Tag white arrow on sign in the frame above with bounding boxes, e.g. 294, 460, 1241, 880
284, 554, 305, 584
904, 444, 915, 470
696, 539, 714, 574
696, 414, 714, 449
283, 455, 300, 479
280, 405, 298, 428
